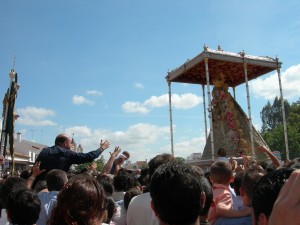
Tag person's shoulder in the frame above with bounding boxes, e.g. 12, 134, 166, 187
213, 183, 231, 191
40, 145, 62, 153
133, 192, 151, 201
215, 215, 252, 225
39, 146, 51, 153
128, 192, 150, 207
38, 190, 58, 199
50, 145, 73, 154
216, 157, 229, 162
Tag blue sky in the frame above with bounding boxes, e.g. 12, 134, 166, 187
0, 0, 299, 162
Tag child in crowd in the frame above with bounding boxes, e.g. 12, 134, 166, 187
216, 148, 229, 162
208, 161, 250, 225
110, 151, 130, 174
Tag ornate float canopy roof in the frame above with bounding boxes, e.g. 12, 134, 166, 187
166, 46, 282, 87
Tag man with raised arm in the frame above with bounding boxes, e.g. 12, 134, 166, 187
33, 133, 110, 185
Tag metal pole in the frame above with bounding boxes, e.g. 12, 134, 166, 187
204, 57, 215, 161
202, 84, 208, 140
168, 80, 174, 156
277, 67, 289, 160
232, 87, 236, 100
243, 62, 255, 160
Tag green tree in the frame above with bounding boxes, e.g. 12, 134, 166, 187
176, 157, 186, 163
260, 96, 290, 132
261, 98, 300, 160
75, 156, 105, 172
288, 100, 300, 132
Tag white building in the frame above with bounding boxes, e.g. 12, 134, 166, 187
3, 132, 48, 171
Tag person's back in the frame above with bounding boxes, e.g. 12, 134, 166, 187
126, 153, 175, 225
36, 169, 68, 225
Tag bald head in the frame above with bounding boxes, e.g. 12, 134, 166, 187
55, 134, 72, 149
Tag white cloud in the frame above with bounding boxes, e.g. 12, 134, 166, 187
250, 64, 300, 100
64, 123, 170, 162
72, 95, 94, 105
86, 90, 103, 96
16, 106, 56, 126
63, 123, 208, 162
170, 93, 202, 109
122, 102, 149, 114
159, 136, 206, 159
122, 93, 202, 114
64, 126, 92, 137
134, 83, 144, 89
144, 94, 169, 108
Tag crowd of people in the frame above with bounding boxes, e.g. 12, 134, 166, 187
0, 133, 300, 225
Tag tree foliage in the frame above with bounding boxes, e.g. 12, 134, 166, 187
75, 156, 105, 172
176, 157, 186, 164
261, 97, 300, 160
260, 96, 290, 132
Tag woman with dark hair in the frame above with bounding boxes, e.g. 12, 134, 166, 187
47, 174, 107, 225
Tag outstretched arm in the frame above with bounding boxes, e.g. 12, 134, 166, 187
257, 146, 280, 168
102, 146, 121, 174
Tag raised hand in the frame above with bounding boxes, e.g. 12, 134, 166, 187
32, 161, 46, 177
100, 139, 110, 150
110, 146, 121, 158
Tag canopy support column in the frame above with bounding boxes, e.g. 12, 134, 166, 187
243, 61, 255, 160
202, 84, 208, 140
232, 86, 236, 100
277, 66, 289, 160
204, 57, 215, 161
167, 80, 174, 156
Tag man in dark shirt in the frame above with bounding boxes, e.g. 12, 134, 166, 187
33, 133, 110, 183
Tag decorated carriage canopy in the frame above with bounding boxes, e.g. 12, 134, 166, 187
166, 46, 281, 87
166, 46, 283, 162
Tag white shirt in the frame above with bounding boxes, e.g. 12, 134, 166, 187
126, 192, 159, 225
112, 191, 125, 202
36, 191, 58, 225
232, 195, 243, 211
113, 200, 126, 225
216, 157, 229, 162
0, 209, 9, 225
